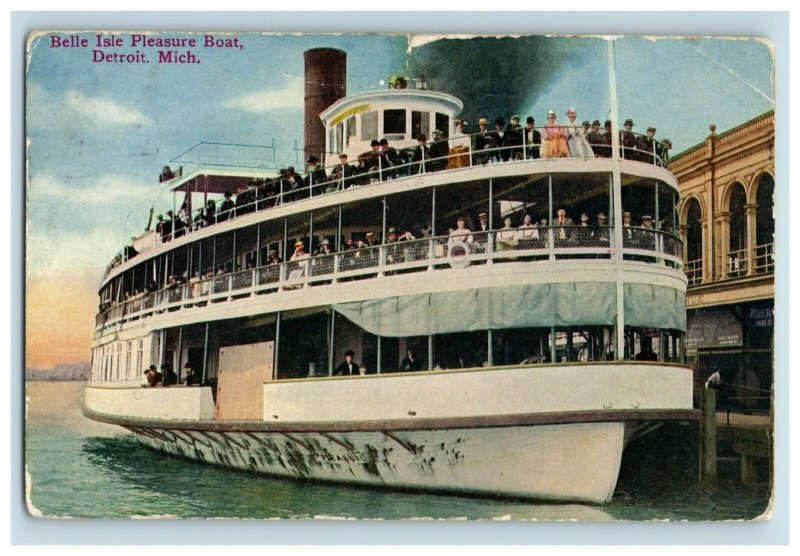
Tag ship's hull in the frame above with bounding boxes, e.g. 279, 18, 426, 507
123, 421, 625, 504
83, 362, 697, 504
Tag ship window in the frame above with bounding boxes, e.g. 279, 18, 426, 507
137, 340, 144, 378
361, 111, 378, 141
435, 113, 450, 138
335, 123, 344, 154
383, 109, 406, 135
126, 341, 133, 379
346, 116, 357, 147
412, 111, 430, 139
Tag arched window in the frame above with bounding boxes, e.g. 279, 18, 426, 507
728, 183, 748, 277
685, 198, 703, 284
755, 174, 775, 273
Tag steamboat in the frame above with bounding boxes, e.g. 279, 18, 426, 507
83, 47, 696, 504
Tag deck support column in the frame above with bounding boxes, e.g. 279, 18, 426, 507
550, 327, 557, 363
428, 335, 434, 370
176, 326, 183, 382
201, 322, 209, 384
328, 310, 335, 376
376, 336, 382, 374
274, 312, 281, 381
487, 329, 493, 366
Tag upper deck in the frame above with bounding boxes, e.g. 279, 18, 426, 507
102, 129, 677, 286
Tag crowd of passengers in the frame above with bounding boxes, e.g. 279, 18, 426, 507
101, 208, 669, 313
146, 109, 670, 247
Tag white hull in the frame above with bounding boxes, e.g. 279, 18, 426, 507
127, 422, 625, 504
84, 363, 696, 504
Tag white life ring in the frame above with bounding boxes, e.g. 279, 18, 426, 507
448, 240, 471, 268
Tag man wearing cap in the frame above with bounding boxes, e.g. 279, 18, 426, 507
586, 120, 604, 158
218, 191, 235, 222
161, 364, 178, 387
620, 118, 637, 159
525, 116, 541, 159
505, 115, 524, 160
597, 120, 613, 159
473, 117, 492, 165
305, 155, 329, 193
639, 214, 656, 253
182, 363, 202, 386
490, 117, 507, 162
384, 227, 404, 267
636, 127, 662, 165
411, 134, 429, 174
553, 207, 574, 245
330, 153, 356, 189
428, 129, 449, 172
334, 350, 361, 376
378, 138, 402, 178
622, 210, 635, 247
593, 212, 610, 243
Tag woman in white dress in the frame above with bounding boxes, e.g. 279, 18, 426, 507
496, 216, 518, 252
565, 107, 594, 159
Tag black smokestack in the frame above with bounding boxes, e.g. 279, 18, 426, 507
304, 48, 346, 165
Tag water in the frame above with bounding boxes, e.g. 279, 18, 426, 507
25, 382, 771, 521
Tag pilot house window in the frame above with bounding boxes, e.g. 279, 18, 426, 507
435, 113, 450, 138
412, 111, 430, 139
383, 109, 406, 135
361, 111, 378, 141
346, 116, 357, 147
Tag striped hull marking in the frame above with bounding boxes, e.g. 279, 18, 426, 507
125, 422, 625, 504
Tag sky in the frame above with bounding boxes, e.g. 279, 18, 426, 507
24, 32, 773, 368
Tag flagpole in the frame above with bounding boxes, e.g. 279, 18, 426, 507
609, 38, 626, 361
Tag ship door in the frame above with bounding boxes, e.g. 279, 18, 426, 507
214, 341, 274, 420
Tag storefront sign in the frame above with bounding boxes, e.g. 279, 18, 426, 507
686, 308, 743, 350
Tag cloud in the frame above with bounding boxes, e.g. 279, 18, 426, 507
222, 80, 303, 113
64, 90, 152, 127
26, 172, 165, 278
26, 171, 159, 206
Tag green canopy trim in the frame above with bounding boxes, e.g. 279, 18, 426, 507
333, 282, 685, 337
624, 282, 687, 331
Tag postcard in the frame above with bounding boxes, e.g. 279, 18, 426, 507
24, 29, 775, 524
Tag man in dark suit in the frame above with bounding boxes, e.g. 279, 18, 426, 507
620, 118, 637, 159
428, 129, 449, 171
525, 116, 541, 159
334, 350, 361, 376
473, 117, 492, 165
218, 192, 235, 221
554, 207, 574, 245
490, 117, 507, 162
636, 127, 662, 165
400, 347, 423, 372
505, 115, 524, 160
411, 134, 429, 174
305, 155, 329, 193
586, 120, 604, 158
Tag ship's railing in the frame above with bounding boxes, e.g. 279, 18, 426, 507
101, 127, 673, 276
96, 226, 683, 333
686, 258, 703, 286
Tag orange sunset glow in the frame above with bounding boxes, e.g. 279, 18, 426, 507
26, 273, 98, 368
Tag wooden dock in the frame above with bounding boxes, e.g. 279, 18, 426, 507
701, 389, 772, 485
